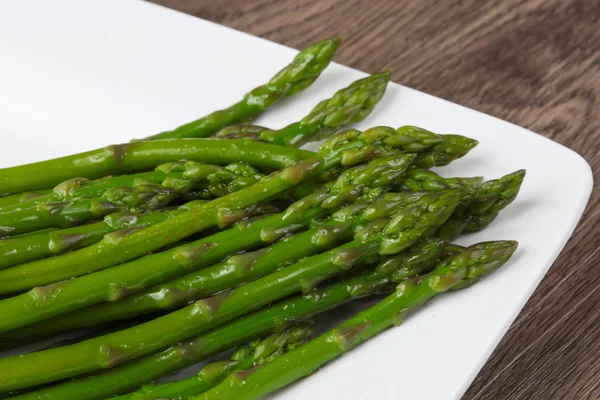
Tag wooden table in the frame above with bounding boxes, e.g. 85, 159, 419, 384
152, 1, 599, 398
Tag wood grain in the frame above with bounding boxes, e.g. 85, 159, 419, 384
151, 1, 600, 398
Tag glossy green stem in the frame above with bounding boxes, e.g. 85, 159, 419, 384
219, 71, 391, 147
0, 154, 414, 344
0, 198, 127, 236
0, 190, 52, 210
0, 162, 264, 237
0, 191, 459, 391
193, 241, 518, 400
7, 239, 443, 400
0, 154, 414, 331
0, 158, 323, 299
0, 202, 207, 270
2, 191, 427, 345
0, 139, 313, 195
144, 38, 340, 141
0, 171, 174, 214
0, 128, 440, 293
120, 321, 315, 400
0, 162, 263, 216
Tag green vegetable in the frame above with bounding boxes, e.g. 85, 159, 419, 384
0, 154, 415, 328
7, 239, 443, 400
0, 161, 263, 214
0, 125, 477, 195
0, 190, 460, 391
0, 131, 390, 294
0, 162, 264, 236
120, 320, 316, 400
192, 240, 518, 400
0, 190, 52, 210
144, 38, 340, 141
437, 169, 526, 240
217, 71, 391, 147
1, 187, 437, 346
0, 126, 477, 294
0, 202, 211, 270
0, 139, 315, 195
396, 168, 483, 192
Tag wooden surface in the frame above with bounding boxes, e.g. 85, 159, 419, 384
151, 1, 600, 398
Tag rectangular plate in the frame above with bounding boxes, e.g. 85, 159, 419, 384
0, 1, 593, 399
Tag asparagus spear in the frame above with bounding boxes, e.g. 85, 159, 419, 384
0, 161, 263, 214
0, 190, 460, 391
0, 126, 477, 293
0, 139, 313, 195
0, 131, 385, 293
0, 189, 432, 345
0, 154, 415, 326
0, 162, 264, 236
437, 169, 526, 240
0, 202, 212, 270
6, 239, 444, 400
396, 168, 483, 192
217, 71, 391, 147
0, 168, 480, 345
0, 124, 477, 196
144, 38, 340, 141
120, 320, 316, 400
0, 190, 52, 210
192, 241, 518, 400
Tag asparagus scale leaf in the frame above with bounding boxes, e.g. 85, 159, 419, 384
192, 241, 518, 400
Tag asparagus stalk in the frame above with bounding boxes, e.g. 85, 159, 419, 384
0, 190, 52, 210
0, 162, 264, 236
0, 161, 263, 214
120, 320, 316, 400
192, 241, 518, 400
0, 132, 387, 293
144, 38, 340, 141
0, 139, 314, 195
437, 169, 526, 240
0, 126, 477, 293
396, 168, 483, 192
0, 190, 460, 391
217, 71, 391, 147
0, 202, 214, 270
0, 125, 477, 196
0, 189, 432, 345
0, 154, 415, 328
6, 239, 444, 400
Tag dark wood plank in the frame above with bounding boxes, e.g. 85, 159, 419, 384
151, 1, 600, 398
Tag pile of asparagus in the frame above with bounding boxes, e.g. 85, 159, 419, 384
0, 38, 524, 400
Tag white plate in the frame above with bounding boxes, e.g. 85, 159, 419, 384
0, 0, 593, 399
